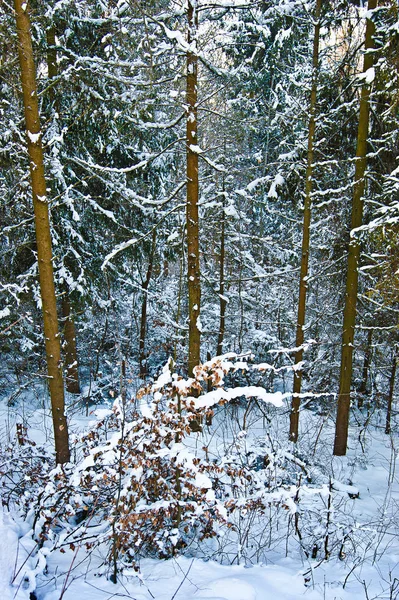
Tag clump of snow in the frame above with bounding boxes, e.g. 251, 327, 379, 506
26, 130, 41, 143
189, 144, 204, 154
0, 307, 10, 320
358, 67, 375, 84
152, 359, 173, 392
268, 173, 284, 198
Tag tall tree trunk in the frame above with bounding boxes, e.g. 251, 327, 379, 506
186, 0, 201, 376
217, 185, 226, 356
289, 0, 322, 442
385, 345, 398, 435
14, 0, 70, 464
62, 294, 80, 394
333, 0, 377, 456
139, 229, 156, 379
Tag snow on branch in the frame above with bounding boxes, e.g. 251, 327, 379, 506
101, 237, 138, 271
190, 386, 283, 409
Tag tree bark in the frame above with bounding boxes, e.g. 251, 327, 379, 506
186, 0, 201, 376
46, 26, 57, 87
14, 0, 70, 463
289, 0, 322, 442
333, 0, 377, 456
385, 345, 398, 435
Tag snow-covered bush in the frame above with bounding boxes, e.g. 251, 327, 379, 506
68, 355, 296, 569
1, 353, 376, 582
1, 354, 303, 573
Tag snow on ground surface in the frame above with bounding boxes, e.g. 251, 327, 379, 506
1, 392, 399, 600
37, 555, 323, 600
0, 510, 21, 600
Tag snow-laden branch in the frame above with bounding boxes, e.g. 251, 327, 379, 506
101, 202, 186, 270
190, 386, 284, 409
71, 136, 184, 175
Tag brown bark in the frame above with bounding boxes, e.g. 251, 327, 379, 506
385, 346, 398, 435
14, 0, 70, 463
186, 1, 201, 376
46, 27, 57, 86
62, 294, 80, 394
333, 0, 377, 456
139, 229, 156, 379
289, 0, 322, 442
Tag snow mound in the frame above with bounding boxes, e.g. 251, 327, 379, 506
0, 510, 20, 600
194, 577, 257, 600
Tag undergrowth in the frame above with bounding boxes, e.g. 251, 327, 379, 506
0, 354, 392, 584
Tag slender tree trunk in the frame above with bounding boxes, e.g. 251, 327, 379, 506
237, 234, 244, 352
139, 229, 156, 378
333, 0, 377, 456
186, 0, 201, 376
217, 186, 226, 356
14, 0, 70, 464
62, 294, 80, 394
289, 0, 322, 442
46, 27, 57, 88
385, 346, 398, 435
358, 328, 373, 407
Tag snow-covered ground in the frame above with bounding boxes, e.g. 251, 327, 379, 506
1, 391, 399, 600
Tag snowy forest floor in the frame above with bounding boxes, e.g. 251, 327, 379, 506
1, 383, 399, 600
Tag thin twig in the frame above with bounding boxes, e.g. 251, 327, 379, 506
170, 559, 195, 600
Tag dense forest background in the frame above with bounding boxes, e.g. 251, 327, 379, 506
0, 0, 399, 595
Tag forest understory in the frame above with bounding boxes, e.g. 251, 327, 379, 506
1, 363, 399, 600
